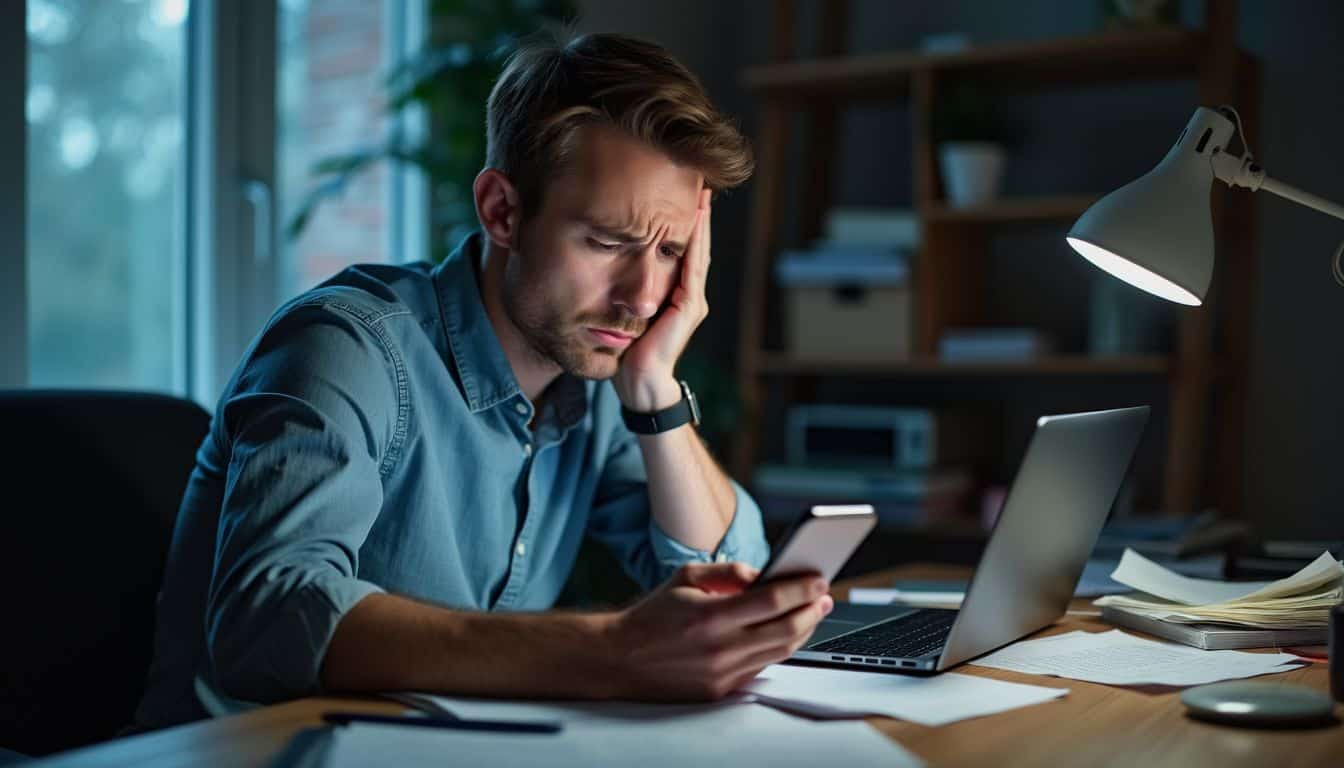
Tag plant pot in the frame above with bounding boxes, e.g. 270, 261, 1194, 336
938, 141, 1006, 208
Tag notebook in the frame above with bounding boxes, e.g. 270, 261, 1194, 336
1099, 605, 1327, 650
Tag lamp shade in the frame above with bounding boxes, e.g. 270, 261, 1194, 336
1067, 108, 1236, 306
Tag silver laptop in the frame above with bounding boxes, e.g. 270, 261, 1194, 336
790, 405, 1149, 674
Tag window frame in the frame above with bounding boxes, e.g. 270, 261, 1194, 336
386, 0, 430, 270
2, 2, 27, 387
197, 0, 429, 405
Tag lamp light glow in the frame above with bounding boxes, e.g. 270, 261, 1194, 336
1067, 236, 1202, 306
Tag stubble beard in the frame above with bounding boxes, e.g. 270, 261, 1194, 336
502, 250, 640, 382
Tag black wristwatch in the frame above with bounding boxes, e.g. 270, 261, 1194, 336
621, 380, 701, 435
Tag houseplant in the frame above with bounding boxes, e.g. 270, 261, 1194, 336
930, 83, 1009, 208
287, 0, 577, 261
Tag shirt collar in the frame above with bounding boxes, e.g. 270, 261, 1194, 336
432, 233, 588, 430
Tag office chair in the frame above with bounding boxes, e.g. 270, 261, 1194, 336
0, 390, 211, 757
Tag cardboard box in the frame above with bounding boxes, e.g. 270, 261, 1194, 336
776, 249, 911, 361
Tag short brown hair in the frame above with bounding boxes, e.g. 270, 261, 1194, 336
486, 33, 753, 217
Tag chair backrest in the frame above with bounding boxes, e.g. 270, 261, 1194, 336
0, 390, 211, 756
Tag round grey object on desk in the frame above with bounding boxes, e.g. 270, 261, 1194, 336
1182, 681, 1337, 727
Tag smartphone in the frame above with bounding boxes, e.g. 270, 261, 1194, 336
753, 504, 877, 586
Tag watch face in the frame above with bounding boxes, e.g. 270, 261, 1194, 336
678, 379, 700, 426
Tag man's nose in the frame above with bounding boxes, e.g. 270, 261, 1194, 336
612, 248, 666, 321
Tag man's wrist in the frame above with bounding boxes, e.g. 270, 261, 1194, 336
582, 611, 627, 699
620, 374, 682, 413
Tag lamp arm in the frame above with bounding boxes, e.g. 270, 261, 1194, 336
1258, 176, 1344, 222
1210, 147, 1344, 287
1211, 150, 1344, 222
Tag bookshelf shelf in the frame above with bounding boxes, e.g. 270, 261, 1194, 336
922, 195, 1098, 224
741, 28, 1204, 99
754, 354, 1170, 377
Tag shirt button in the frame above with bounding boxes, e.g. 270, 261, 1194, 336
522, 443, 533, 457
715, 552, 729, 563
514, 402, 529, 416
515, 541, 527, 557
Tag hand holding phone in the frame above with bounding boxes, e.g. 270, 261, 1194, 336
754, 504, 877, 586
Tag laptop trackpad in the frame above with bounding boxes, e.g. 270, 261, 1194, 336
805, 602, 920, 645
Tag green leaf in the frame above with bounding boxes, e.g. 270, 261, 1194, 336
301, 0, 578, 260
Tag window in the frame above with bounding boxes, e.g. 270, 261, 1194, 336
278, 0, 419, 299
15, 0, 424, 401
25, 0, 190, 391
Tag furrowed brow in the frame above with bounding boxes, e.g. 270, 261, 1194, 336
583, 220, 643, 243
584, 219, 687, 254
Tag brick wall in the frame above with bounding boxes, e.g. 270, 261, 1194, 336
281, 0, 389, 296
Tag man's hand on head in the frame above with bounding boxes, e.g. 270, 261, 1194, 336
612, 188, 713, 413
598, 562, 833, 701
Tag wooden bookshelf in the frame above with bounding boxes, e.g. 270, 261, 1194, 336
732, 0, 1259, 520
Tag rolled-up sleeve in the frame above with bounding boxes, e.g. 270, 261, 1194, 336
586, 426, 770, 590
204, 300, 400, 703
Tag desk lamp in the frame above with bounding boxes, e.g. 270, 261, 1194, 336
1067, 105, 1344, 305
1068, 105, 1344, 725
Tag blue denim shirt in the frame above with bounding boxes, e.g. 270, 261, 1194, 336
132, 234, 768, 730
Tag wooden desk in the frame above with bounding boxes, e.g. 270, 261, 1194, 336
843, 565, 1342, 767
28, 565, 1344, 767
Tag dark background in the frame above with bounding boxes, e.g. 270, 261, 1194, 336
572, 0, 1344, 541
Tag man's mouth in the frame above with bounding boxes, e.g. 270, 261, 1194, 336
587, 327, 635, 349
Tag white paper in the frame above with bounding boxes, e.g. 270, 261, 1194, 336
1226, 550, 1342, 603
849, 587, 964, 606
742, 664, 1068, 727
1076, 555, 1229, 598
1108, 548, 1342, 605
970, 629, 1304, 686
326, 699, 921, 768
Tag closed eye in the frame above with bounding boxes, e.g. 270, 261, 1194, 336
587, 238, 621, 252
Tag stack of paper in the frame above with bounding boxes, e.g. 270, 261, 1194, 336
971, 629, 1304, 686
1094, 548, 1343, 628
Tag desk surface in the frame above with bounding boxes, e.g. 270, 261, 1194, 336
29, 564, 1344, 768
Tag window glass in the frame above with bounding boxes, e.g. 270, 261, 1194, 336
26, 0, 189, 389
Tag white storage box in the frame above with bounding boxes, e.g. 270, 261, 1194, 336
775, 249, 911, 361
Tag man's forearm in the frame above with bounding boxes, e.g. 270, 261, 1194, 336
320, 593, 621, 698
322, 562, 833, 705
637, 424, 737, 552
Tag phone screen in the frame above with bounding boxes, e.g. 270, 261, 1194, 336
754, 504, 876, 586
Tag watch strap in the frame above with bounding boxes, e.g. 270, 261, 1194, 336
621, 381, 700, 434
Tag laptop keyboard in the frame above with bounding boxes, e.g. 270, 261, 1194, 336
812, 609, 958, 659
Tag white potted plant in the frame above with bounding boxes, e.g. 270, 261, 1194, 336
932, 84, 1009, 208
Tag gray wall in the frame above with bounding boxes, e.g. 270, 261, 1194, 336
1236, 1, 1344, 539
575, 0, 1344, 538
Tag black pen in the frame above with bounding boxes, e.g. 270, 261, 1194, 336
322, 711, 563, 734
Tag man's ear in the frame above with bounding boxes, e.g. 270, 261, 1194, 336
473, 168, 520, 250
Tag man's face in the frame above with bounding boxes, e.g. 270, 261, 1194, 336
501, 124, 703, 381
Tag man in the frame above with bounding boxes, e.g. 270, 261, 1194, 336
132, 33, 833, 731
